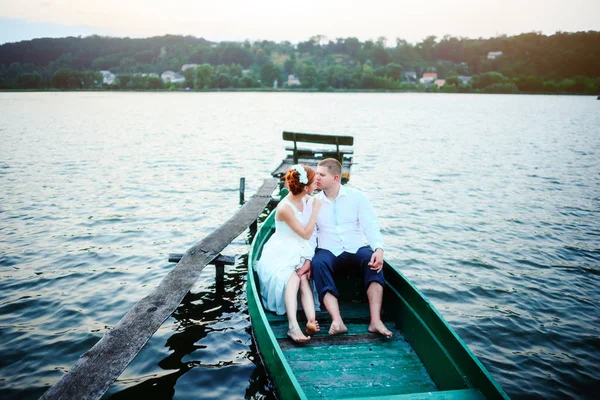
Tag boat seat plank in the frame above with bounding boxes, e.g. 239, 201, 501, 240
264, 301, 372, 324
280, 344, 415, 363
340, 388, 486, 400
277, 332, 394, 349
269, 321, 384, 339
285, 348, 423, 371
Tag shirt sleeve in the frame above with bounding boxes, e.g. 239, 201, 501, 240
356, 190, 384, 251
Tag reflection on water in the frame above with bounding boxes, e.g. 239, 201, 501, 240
106, 208, 278, 400
0, 92, 599, 399
107, 261, 275, 400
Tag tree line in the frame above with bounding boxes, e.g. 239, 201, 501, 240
1, 32, 599, 94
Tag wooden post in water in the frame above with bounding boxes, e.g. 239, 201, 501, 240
213, 256, 234, 297
239, 177, 245, 205
40, 178, 278, 400
168, 253, 235, 296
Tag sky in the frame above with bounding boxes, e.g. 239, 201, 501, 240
0, 0, 598, 45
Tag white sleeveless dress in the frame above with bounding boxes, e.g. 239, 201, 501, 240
256, 196, 315, 315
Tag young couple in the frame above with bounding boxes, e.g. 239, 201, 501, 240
256, 158, 392, 343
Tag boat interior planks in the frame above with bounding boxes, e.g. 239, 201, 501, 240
263, 299, 435, 397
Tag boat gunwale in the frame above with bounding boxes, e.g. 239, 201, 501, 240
384, 263, 510, 399
247, 204, 509, 400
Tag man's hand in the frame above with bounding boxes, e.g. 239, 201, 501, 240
297, 259, 311, 279
368, 248, 384, 273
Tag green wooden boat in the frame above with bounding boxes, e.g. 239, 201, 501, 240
247, 204, 510, 400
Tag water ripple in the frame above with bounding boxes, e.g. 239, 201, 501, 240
1, 93, 599, 399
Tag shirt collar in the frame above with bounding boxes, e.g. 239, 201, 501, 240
319, 185, 347, 203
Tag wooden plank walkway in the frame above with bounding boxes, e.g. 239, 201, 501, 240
41, 178, 278, 400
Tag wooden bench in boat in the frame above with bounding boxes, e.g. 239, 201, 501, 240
271, 131, 354, 184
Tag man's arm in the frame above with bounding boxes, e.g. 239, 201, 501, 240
357, 190, 384, 252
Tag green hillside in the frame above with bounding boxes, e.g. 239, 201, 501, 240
1, 32, 599, 94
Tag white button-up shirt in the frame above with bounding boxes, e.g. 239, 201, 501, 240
309, 185, 384, 256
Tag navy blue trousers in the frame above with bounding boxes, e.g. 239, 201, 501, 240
311, 246, 386, 304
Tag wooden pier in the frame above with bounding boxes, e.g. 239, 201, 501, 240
40, 178, 278, 400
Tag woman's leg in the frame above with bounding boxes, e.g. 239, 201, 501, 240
299, 274, 320, 334
285, 273, 310, 342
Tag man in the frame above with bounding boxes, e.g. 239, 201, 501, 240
309, 158, 392, 337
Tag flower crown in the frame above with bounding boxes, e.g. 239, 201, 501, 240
290, 164, 308, 184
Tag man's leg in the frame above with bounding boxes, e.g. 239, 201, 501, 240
366, 282, 392, 337
321, 293, 348, 335
354, 246, 392, 338
312, 249, 347, 335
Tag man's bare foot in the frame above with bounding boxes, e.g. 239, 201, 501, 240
306, 320, 320, 335
368, 321, 393, 338
328, 321, 348, 336
287, 328, 310, 343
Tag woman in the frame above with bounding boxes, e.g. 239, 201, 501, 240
256, 164, 322, 342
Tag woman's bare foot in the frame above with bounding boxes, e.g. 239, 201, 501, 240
328, 321, 348, 336
287, 327, 310, 343
306, 320, 320, 335
368, 321, 393, 338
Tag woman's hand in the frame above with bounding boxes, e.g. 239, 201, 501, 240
312, 197, 322, 210
297, 260, 311, 279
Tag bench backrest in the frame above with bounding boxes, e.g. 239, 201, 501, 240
283, 131, 354, 146
282, 131, 354, 163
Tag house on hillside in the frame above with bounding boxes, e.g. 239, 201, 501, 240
487, 51, 503, 60
434, 79, 446, 87
287, 74, 301, 87
161, 71, 185, 83
181, 64, 198, 71
100, 70, 116, 85
420, 72, 438, 85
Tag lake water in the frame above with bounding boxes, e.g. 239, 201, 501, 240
0, 92, 598, 399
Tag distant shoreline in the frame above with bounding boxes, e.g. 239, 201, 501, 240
1, 88, 595, 96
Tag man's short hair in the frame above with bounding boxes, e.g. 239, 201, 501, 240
318, 158, 342, 176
